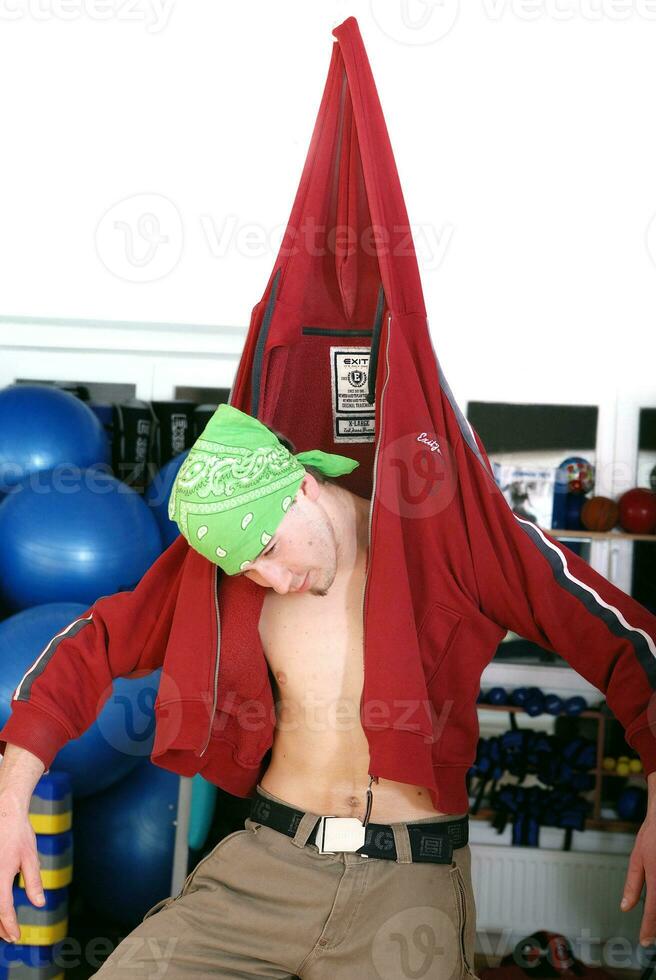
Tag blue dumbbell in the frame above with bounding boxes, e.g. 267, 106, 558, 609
510, 687, 530, 707
563, 696, 587, 716
544, 693, 563, 715
524, 687, 545, 717
486, 687, 509, 706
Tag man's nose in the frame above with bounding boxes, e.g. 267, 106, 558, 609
261, 564, 294, 594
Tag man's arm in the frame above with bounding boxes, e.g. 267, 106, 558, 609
461, 427, 656, 774
0, 533, 189, 772
457, 426, 656, 944
0, 535, 190, 945
0, 744, 47, 943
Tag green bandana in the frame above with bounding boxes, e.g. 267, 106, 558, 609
168, 404, 359, 575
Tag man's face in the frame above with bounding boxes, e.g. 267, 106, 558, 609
236, 475, 337, 596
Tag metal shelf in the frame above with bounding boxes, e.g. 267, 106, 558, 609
548, 527, 656, 542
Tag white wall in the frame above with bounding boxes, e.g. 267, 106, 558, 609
1, 0, 655, 408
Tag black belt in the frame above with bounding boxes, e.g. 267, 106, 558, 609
249, 790, 468, 863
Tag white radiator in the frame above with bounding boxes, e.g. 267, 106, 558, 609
470, 843, 645, 970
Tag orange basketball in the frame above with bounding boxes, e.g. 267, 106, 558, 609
581, 495, 619, 532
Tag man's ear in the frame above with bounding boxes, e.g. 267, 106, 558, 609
299, 472, 321, 502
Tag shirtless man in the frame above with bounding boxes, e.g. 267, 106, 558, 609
252, 462, 446, 824
0, 404, 476, 979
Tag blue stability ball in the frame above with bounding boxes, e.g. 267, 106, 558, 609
0, 385, 110, 491
73, 761, 180, 928
51, 669, 162, 798
144, 451, 189, 549
0, 603, 161, 797
0, 467, 162, 610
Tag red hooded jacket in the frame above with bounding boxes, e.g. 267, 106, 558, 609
1, 17, 655, 814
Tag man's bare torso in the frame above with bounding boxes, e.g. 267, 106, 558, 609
257, 546, 448, 822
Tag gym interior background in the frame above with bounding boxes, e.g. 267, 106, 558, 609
0, 3, 655, 979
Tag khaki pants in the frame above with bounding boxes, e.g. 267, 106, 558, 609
93, 784, 479, 979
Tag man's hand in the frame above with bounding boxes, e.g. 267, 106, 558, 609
0, 794, 46, 943
621, 771, 656, 947
0, 744, 49, 941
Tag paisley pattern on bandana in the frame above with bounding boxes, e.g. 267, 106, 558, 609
168, 403, 359, 575
176, 442, 296, 500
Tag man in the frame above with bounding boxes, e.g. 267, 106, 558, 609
0, 404, 478, 979
2, 397, 656, 977
166, 405, 456, 820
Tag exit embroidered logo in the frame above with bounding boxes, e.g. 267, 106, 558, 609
416, 432, 442, 455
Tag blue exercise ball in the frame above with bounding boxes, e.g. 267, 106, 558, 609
73, 761, 180, 928
144, 450, 189, 549
0, 467, 162, 610
0, 603, 161, 797
0, 385, 109, 491
51, 669, 161, 797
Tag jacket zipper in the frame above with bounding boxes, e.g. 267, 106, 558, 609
360, 311, 392, 793
199, 564, 221, 757
199, 313, 392, 767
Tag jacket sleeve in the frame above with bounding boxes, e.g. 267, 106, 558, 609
0, 534, 189, 772
461, 427, 656, 776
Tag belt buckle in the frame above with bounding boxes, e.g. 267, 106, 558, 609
315, 816, 367, 854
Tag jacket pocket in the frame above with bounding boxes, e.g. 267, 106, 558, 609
418, 601, 463, 688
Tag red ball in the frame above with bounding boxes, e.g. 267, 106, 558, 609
581, 495, 619, 532
618, 488, 656, 534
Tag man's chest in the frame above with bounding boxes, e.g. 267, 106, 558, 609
257, 575, 366, 701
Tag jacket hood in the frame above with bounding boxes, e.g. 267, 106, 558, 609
225, 16, 486, 661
